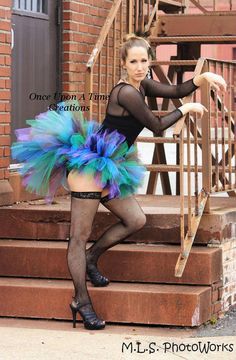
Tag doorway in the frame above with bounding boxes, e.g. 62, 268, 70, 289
11, 0, 61, 142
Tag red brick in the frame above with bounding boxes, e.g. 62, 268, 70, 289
5, 102, 10, 112
89, 7, 99, 16
71, 13, 83, 23
78, 24, 89, 33
0, 148, 3, 156
62, 32, 73, 42
89, 26, 100, 36
0, 90, 10, 100
93, 16, 105, 27
0, 169, 4, 180
0, 8, 11, 18
5, 33, 11, 43
0, 44, 11, 55
78, 4, 89, 14
63, 11, 73, 21
63, 21, 79, 31
62, 2, 70, 11
0, 0, 11, 7
80, 34, 94, 44
0, 104, 6, 112
0, 157, 10, 168
63, 1, 80, 12
62, 58, 79, 70
62, 53, 70, 62
5, 79, 10, 89
4, 147, 10, 156
0, 126, 4, 134
62, 63, 70, 72
62, 82, 83, 92
0, 67, 10, 77
0, 21, 11, 32
0, 56, 4, 65
0, 136, 10, 146
64, 43, 79, 52
5, 56, 11, 66
0, 79, 5, 88
4, 124, 10, 134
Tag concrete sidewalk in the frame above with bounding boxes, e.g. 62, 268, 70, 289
0, 318, 235, 360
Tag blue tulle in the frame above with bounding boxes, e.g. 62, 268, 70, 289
11, 102, 146, 201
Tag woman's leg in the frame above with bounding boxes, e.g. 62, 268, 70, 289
68, 192, 101, 304
67, 171, 105, 329
86, 195, 146, 285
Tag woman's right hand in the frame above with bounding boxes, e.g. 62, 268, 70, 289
179, 103, 208, 118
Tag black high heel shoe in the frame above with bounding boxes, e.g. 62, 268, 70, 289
86, 263, 110, 287
70, 300, 106, 330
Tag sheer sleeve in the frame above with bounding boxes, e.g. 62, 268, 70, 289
141, 77, 198, 99
117, 84, 183, 134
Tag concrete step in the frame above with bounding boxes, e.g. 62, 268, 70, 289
0, 277, 211, 326
0, 195, 235, 244
0, 240, 222, 285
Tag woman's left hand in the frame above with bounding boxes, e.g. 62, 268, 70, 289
194, 72, 227, 92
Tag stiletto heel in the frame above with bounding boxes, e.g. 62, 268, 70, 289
86, 263, 110, 287
70, 304, 77, 328
70, 300, 105, 330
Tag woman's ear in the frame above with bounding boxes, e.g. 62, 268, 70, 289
121, 60, 126, 69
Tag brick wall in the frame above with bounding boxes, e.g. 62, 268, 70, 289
221, 238, 236, 312
62, 0, 113, 98
0, 0, 11, 182
0, 0, 13, 205
209, 235, 236, 319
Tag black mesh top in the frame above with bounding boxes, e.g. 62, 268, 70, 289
100, 77, 198, 147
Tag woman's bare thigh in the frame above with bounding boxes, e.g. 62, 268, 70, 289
67, 170, 103, 192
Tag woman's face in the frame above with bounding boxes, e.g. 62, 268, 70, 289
122, 46, 150, 83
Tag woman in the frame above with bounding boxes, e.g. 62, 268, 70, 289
12, 34, 226, 330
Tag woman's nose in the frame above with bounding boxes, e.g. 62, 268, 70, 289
137, 62, 143, 70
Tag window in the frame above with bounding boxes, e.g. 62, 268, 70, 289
13, 0, 48, 14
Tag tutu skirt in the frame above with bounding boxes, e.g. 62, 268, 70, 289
11, 103, 146, 202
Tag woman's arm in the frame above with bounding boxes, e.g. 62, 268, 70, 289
118, 85, 207, 134
141, 77, 199, 99
141, 72, 227, 99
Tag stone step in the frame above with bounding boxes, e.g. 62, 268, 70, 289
0, 195, 235, 244
0, 277, 211, 326
0, 240, 222, 285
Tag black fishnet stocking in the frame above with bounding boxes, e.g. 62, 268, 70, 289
67, 192, 101, 305
86, 196, 146, 271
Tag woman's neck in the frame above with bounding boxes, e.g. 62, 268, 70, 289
123, 78, 141, 91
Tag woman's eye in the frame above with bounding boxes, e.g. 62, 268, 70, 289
130, 59, 148, 64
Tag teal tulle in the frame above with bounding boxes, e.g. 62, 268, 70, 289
11, 103, 146, 202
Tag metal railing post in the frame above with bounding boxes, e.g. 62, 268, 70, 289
201, 60, 211, 213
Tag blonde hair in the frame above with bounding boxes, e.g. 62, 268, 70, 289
120, 33, 151, 62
